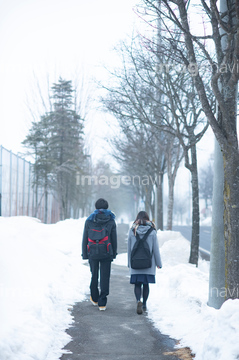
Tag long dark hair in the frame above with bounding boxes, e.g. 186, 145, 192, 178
135, 211, 150, 224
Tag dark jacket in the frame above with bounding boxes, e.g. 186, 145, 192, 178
82, 210, 117, 260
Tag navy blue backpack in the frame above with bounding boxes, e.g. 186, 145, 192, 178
131, 227, 154, 269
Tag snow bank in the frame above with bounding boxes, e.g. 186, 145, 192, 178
0, 216, 90, 360
200, 217, 212, 226
147, 230, 239, 360
113, 252, 127, 266
202, 299, 239, 359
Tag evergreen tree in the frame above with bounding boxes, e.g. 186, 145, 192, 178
23, 77, 86, 222
22, 115, 55, 222
50, 78, 84, 220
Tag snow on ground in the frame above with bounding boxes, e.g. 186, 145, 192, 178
200, 217, 212, 226
1, 216, 239, 360
0, 216, 90, 360
149, 230, 239, 360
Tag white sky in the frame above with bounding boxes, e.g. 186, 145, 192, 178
0, 0, 138, 159
0, 0, 218, 221
0, 0, 216, 173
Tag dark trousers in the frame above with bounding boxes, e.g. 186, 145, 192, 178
89, 259, 111, 306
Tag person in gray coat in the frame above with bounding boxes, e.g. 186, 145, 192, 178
128, 211, 162, 314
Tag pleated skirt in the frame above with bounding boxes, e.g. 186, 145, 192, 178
130, 274, 155, 284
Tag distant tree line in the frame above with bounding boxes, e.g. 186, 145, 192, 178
23, 78, 90, 222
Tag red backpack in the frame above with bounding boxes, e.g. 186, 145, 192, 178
87, 223, 113, 260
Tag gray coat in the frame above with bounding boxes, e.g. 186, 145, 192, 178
127, 225, 162, 276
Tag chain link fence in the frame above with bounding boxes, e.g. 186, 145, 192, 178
0, 145, 60, 223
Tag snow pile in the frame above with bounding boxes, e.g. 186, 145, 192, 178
200, 217, 212, 226
202, 299, 239, 359
147, 230, 239, 360
0, 216, 90, 360
113, 252, 127, 266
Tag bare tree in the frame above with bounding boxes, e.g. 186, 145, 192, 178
159, 70, 210, 265
165, 133, 184, 230
101, 38, 188, 230
106, 36, 209, 264
141, 0, 239, 299
109, 122, 165, 220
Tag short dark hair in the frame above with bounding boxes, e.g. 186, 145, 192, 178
135, 211, 150, 223
95, 198, 109, 209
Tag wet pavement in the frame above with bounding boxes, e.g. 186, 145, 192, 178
60, 223, 180, 360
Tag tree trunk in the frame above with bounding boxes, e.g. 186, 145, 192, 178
34, 184, 38, 218
165, 138, 183, 230
166, 145, 173, 230
157, 173, 164, 230
150, 201, 155, 221
44, 189, 48, 224
44, 173, 48, 223
223, 149, 239, 299
218, 80, 239, 300
145, 185, 151, 216
188, 144, 200, 266
59, 184, 64, 221
167, 175, 174, 230
208, 138, 225, 309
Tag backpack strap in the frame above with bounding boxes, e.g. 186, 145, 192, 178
135, 226, 154, 242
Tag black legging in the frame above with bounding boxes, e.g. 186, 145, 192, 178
134, 283, 149, 305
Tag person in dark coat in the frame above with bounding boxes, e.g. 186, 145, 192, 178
82, 198, 117, 311
128, 211, 162, 314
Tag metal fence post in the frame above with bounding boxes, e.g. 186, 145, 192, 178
0, 146, 60, 223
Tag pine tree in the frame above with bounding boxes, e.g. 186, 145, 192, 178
22, 115, 55, 222
23, 77, 86, 222
50, 77, 84, 220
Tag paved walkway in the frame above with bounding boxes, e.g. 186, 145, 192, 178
60, 223, 179, 360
